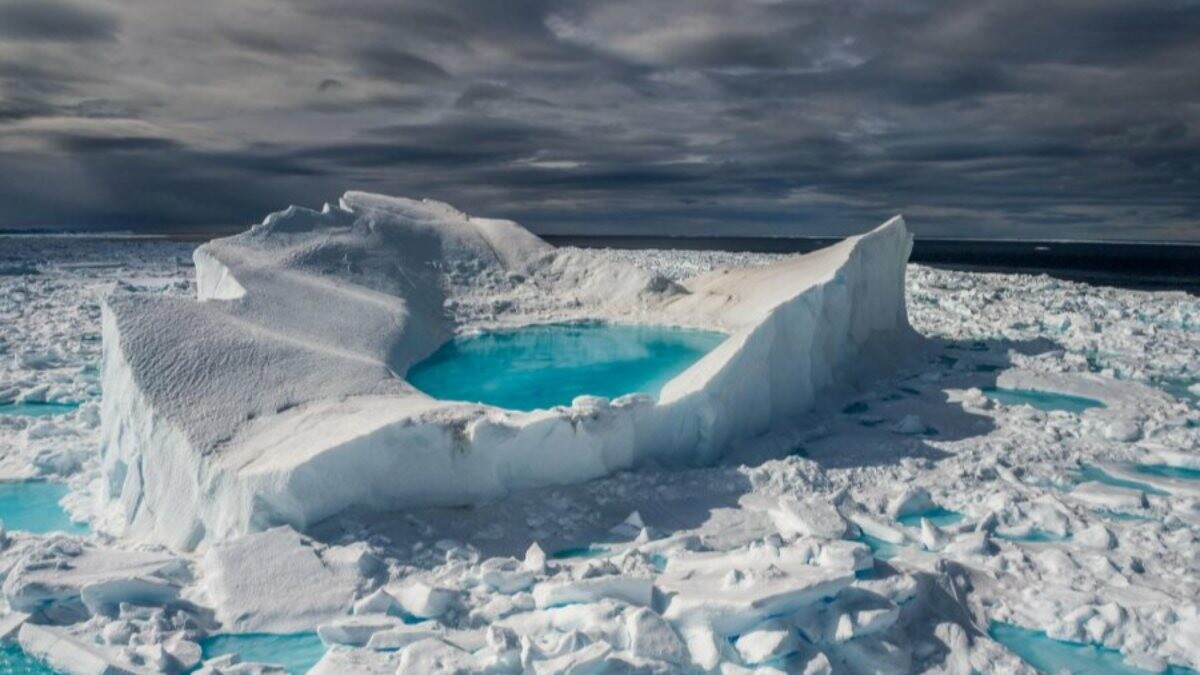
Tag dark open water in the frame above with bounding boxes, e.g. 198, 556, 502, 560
544, 236, 1200, 295
3, 232, 1195, 294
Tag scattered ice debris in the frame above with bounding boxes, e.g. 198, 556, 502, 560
2, 230, 1200, 672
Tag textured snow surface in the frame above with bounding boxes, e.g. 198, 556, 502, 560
97, 193, 915, 550
1, 228, 1199, 673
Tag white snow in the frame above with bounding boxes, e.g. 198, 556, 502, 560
199, 526, 372, 633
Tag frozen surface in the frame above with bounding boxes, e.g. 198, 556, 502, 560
406, 322, 727, 411
1, 230, 1200, 673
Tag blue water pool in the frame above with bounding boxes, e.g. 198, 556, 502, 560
989, 622, 1197, 674
550, 545, 612, 560
1155, 378, 1200, 404
0, 481, 89, 534
897, 507, 965, 528
983, 388, 1104, 414
200, 633, 326, 674
858, 533, 902, 560
0, 643, 57, 674
1076, 465, 1170, 496
0, 402, 79, 417
1135, 464, 1200, 481
406, 322, 727, 411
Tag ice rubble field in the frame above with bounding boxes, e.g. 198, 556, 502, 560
0, 217, 1198, 673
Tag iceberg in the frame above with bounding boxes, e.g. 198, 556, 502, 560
98, 192, 913, 549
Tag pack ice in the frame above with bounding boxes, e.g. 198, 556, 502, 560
97, 192, 913, 550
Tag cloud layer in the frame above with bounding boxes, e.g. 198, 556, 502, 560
1, 0, 1197, 239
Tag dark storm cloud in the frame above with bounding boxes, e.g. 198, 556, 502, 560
353, 47, 450, 82
0, 0, 119, 42
0, 0, 1197, 240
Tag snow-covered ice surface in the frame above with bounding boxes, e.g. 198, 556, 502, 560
0, 208, 1198, 672
96, 193, 915, 551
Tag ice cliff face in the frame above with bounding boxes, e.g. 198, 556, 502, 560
98, 192, 914, 550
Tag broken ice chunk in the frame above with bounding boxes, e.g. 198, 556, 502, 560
532, 576, 653, 609
624, 607, 686, 664
394, 581, 455, 619
734, 620, 800, 664
770, 497, 847, 539
1068, 481, 1147, 511
317, 615, 407, 647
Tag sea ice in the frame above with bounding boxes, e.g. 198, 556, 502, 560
3, 220, 1200, 673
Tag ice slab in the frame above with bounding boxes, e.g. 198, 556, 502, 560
98, 192, 914, 549
18, 624, 144, 675
4, 539, 183, 620
200, 527, 371, 633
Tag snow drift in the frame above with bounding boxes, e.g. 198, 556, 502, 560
98, 192, 914, 550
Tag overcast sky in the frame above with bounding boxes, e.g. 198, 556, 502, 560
1, 0, 1198, 239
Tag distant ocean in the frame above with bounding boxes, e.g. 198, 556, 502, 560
2, 231, 1196, 295
544, 236, 1200, 295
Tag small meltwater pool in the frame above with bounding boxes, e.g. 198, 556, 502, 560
983, 387, 1104, 414
989, 622, 1198, 674
200, 633, 326, 674
406, 322, 727, 411
0, 643, 57, 674
0, 481, 90, 535
0, 402, 80, 417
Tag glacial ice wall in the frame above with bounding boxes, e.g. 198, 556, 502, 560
98, 193, 914, 550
